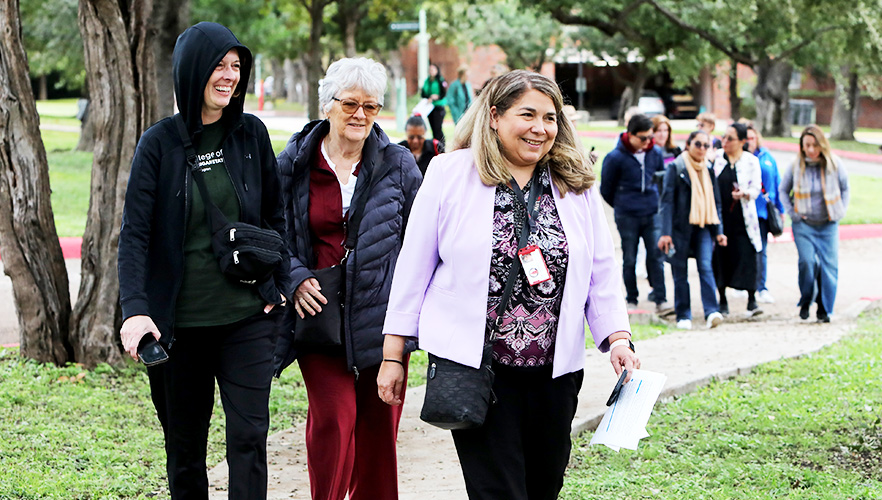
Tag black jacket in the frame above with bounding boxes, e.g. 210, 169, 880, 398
659, 154, 723, 258
273, 120, 422, 376
398, 137, 443, 176
600, 133, 666, 217
118, 22, 292, 346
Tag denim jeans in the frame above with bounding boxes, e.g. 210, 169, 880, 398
755, 218, 769, 292
670, 227, 719, 321
791, 219, 839, 313
615, 212, 666, 304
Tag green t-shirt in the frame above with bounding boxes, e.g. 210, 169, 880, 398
174, 120, 264, 327
423, 78, 447, 107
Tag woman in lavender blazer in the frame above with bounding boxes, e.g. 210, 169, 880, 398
377, 71, 640, 499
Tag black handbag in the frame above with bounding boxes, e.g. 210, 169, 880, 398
174, 114, 284, 286
419, 167, 542, 430
291, 147, 387, 348
763, 186, 784, 237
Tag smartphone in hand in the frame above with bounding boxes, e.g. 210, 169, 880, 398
138, 334, 169, 367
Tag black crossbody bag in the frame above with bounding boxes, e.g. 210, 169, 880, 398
174, 114, 284, 286
420, 168, 542, 430
291, 147, 386, 348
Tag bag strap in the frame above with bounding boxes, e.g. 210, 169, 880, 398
491, 167, 543, 340
174, 114, 229, 234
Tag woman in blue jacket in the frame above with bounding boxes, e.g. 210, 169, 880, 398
745, 124, 785, 304
658, 131, 727, 330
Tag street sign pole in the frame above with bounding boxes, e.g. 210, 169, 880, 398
418, 9, 429, 92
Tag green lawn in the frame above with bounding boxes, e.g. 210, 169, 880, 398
561, 310, 882, 499
35, 98, 79, 118
0, 351, 307, 499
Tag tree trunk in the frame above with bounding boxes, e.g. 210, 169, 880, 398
306, 0, 327, 120
73, 0, 159, 367
284, 58, 297, 104
830, 65, 859, 141
152, 0, 189, 118
386, 50, 404, 114
729, 58, 741, 121
617, 67, 647, 127
271, 58, 286, 101
753, 59, 793, 137
38, 74, 48, 101
0, 0, 73, 365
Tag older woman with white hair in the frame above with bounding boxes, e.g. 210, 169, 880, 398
273, 57, 421, 500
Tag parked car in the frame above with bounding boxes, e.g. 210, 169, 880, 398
609, 89, 667, 119
662, 88, 698, 119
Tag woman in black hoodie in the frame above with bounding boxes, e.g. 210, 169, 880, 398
118, 22, 291, 499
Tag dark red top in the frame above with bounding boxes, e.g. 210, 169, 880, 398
308, 142, 361, 269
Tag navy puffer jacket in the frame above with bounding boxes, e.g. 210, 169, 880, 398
273, 120, 422, 376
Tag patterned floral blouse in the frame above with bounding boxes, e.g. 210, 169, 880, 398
486, 167, 569, 367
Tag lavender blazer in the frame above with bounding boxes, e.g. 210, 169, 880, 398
383, 149, 631, 378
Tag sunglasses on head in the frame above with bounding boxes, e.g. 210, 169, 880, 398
333, 97, 383, 116
692, 141, 710, 149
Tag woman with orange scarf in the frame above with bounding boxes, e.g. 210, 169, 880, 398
658, 131, 727, 330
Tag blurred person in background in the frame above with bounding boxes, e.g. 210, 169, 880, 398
744, 122, 785, 304
399, 115, 444, 176
658, 131, 726, 330
653, 114, 682, 164
601, 114, 672, 314
421, 63, 448, 146
447, 66, 473, 125
712, 123, 763, 317
779, 124, 849, 323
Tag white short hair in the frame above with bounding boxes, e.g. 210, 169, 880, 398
319, 58, 387, 113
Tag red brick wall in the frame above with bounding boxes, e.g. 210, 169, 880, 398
799, 95, 882, 129
400, 41, 507, 95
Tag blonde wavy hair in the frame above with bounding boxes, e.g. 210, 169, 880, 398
450, 70, 595, 196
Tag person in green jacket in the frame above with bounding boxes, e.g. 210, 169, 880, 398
447, 66, 473, 125
421, 63, 448, 145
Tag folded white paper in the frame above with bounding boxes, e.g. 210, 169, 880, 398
589, 369, 667, 451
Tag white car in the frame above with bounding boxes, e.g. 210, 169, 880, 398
637, 90, 666, 117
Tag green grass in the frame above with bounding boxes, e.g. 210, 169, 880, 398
35, 98, 79, 118
0, 350, 307, 499
766, 135, 881, 156
842, 176, 882, 225
561, 311, 882, 499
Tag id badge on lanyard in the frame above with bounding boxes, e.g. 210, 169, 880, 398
510, 169, 551, 287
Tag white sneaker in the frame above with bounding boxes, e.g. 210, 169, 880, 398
730, 290, 748, 299
656, 301, 675, 316
756, 290, 776, 304
706, 312, 723, 329
676, 319, 693, 330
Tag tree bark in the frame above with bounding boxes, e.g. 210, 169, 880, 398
830, 65, 859, 141
38, 74, 48, 101
617, 66, 647, 127
753, 58, 793, 137
306, 0, 329, 120
73, 0, 158, 367
270, 58, 286, 101
152, 0, 189, 119
729, 58, 741, 121
0, 0, 73, 365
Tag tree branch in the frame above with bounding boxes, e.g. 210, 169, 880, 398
643, 0, 756, 66
778, 25, 847, 60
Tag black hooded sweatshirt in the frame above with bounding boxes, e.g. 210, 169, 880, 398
118, 22, 292, 347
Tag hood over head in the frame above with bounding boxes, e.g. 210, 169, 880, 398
172, 22, 252, 134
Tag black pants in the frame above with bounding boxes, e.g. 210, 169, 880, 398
451, 364, 584, 500
147, 308, 282, 500
427, 105, 446, 146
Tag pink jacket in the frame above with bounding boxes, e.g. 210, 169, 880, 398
383, 149, 631, 378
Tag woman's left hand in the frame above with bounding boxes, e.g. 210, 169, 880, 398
732, 187, 744, 200
263, 294, 287, 314
610, 346, 640, 384
378, 361, 406, 406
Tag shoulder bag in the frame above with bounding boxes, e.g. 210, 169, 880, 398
291, 146, 386, 348
419, 167, 542, 430
174, 114, 284, 286
762, 186, 784, 237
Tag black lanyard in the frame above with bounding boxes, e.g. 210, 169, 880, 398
509, 166, 543, 237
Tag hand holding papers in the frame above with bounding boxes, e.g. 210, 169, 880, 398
590, 369, 667, 451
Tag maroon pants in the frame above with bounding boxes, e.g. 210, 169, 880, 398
298, 353, 408, 500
